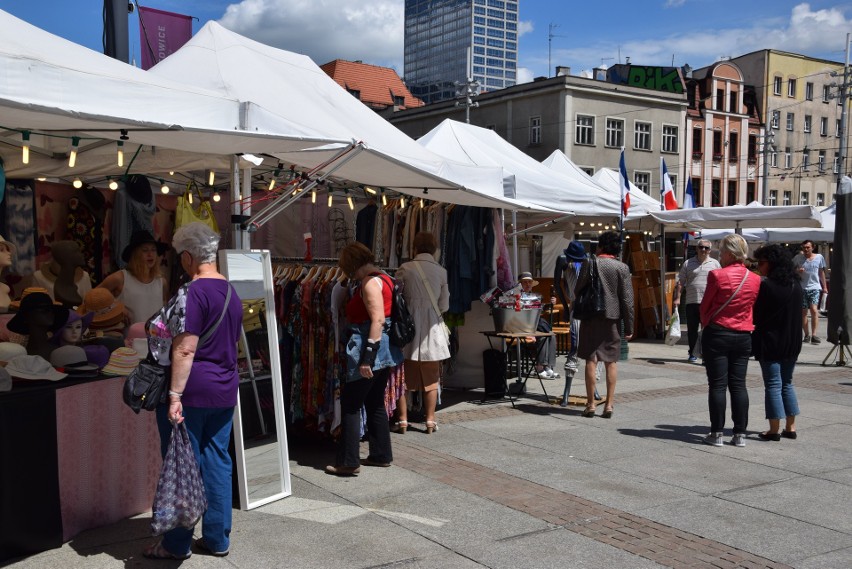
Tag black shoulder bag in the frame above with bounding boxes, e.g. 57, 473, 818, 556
123, 284, 232, 414
572, 255, 606, 321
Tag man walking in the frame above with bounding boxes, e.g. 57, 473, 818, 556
793, 239, 827, 344
673, 239, 721, 363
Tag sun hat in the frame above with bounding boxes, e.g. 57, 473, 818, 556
52, 310, 95, 344
518, 272, 539, 287
83, 344, 110, 370
101, 347, 143, 376
564, 241, 587, 262
122, 230, 168, 263
0, 342, 26, 363
0, 234, 15, 256
77, 289, 125, 328
6, 354, 67, 381
0, 367, 11, 392
7, 292, 68, 334
8, 286, 63, 311
50, 345, 100, 376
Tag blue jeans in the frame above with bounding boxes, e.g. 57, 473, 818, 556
156, 405, 235, 556
759, 360, 800, 420
702, 326, 751, 434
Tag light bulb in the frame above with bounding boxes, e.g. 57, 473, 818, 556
327, 192, 333, 207
400, 196, 406, 208
419, 198, 425, 209
37, 177, 47, 182
579, 221, 585, 226
213, 192, 221, 202
268, 178, 276, 191
21, 131, 30, 165
72, 178, 82, 189
108, 179, 118, 191
68, 137, 80, 168
161, 184, 170, 194
347, 194, 354, 210
248, 307, 254, 314
117, 140, 124, 167
208, 170, 215, 186
381, 191, 387, 206
188, 191, 193, 204
311, 188, 316, 203
365, 186, 376, 194
169, 171, 175, 176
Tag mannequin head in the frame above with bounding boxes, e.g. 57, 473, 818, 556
53, 310, 94, 346
50, 240, 85, 271
0, 235, 15, 271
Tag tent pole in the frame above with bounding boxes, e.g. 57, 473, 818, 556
511, 209, 522, 382
230, 155, 243, 249
660, 222, 666, 331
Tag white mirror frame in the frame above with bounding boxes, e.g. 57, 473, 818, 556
219, 249, 291, 510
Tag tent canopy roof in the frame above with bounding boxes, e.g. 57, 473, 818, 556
649, 203, 823, 232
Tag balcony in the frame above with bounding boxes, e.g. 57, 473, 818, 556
692, 151, 703, 160
712, 153, 723, 162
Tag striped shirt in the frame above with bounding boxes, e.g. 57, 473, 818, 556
677, 256, 721, 305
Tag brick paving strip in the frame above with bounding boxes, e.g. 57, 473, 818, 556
384, 360, 852, 568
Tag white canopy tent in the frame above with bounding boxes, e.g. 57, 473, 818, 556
590, 167, 663, 216
147, 23, 532, 224
648, 204, 823, 232
0, 9, 342, 180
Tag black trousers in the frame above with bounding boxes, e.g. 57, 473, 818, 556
337, 368, 392, 467
685, 303, 701, 356
703, 326, 751, 434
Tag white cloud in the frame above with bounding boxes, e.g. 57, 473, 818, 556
516, 67, 535, 84
218, 0, 404, 70
518, 20, 534, 36
665, 0, 686, 7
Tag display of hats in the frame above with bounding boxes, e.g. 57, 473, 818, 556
77, 289, 125, 328
52, 310, 95, 344
0, 342, 26, 363
6, 354, 67, 381
83, 344, 110, 370
0, 367, 11, 392
7, 292, 68, 334
564, 241, 587, 262
8, 286, 62, 311
101, 347, 143, 376
121, 230, 168, 263
50, 345, 99, 377
518, 271, 539, 287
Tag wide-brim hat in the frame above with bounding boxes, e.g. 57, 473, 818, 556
77, 288, 125, 328
518, 271, 539, 287
7, 292, 68, 334
564, 240, 587, 262
0, 234, 16, 256
122, 230, 168, 263
6, 354, 67, 381
50, 345, 100, 375
8, 286, 62, 311
0, 342, 26, 363
101, 347, 143, 376
52, 310, 95, 345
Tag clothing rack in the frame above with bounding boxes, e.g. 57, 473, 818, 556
271, 256, 395, 273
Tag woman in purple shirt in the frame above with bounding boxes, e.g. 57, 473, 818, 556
144, 222, 242, 560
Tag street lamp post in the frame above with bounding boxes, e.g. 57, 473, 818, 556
761, 125, 775, 205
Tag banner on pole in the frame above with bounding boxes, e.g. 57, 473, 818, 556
138, 6, 192, 70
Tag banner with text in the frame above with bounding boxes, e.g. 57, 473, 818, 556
138, 6, 192, 70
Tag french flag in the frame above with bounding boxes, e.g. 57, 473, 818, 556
683, 177, 696, 209
661, 158, 678, 210
619, 149, 631, 217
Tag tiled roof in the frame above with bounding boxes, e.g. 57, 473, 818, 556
320, 59, 424, 110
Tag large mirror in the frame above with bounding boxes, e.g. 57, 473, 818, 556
219, 249, 291, 510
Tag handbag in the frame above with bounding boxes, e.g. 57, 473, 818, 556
123, 284, 232, 413
572, 255, 606, 321
151, 422, 208, 535
175, 183, 219, 232
412, 260, 451, 345
697, 269, 750, 357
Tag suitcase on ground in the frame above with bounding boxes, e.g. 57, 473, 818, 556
482, 349, 507, 399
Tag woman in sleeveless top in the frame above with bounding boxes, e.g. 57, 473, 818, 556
97, 230, 168, 324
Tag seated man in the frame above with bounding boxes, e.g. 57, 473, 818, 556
518, 272, 559, 379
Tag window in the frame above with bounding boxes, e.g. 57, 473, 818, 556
786, 112, 794, 131
634, 121, 651, 150
785, 147, 792, 168
746, 182, 756, 204
529, 116, 541, 145
769, 190, 777, 205
806, 82, 814, 100
773, 76, 782, 95
819, 150, 826, 171
728, 132, 738, 161
800, 191, 809, 205
817, 193, 825, 206
834, 152, 840, 173
580, 166, 594, 176
748, 134, 757, 162
712, 131, 723, 160
575, 115, 595, 145
393, 95, 405, 106
837, 119, 842, 137
820, 117, 828, 136
634, 171, 651, 194
662, 125, 678, 153
727, 181, 737, 205
771, 111, 780, 129
712, 179, 722, 206
803, 151, 810, 171
691, 177, 702, 206
783, 191, 792, 205
804, 115, 812, 133
605, 118, 624, 147
716, 88, 724, 111
770, 150, 778, 167
729, 91, 737, 113
787, 78, 797, 97
692, 127, 702, 156
347, 88, 360, 99
823, 85, 831, 102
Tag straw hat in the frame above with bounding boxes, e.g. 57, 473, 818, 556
6, 354, 67, 381
7, 292, 68, 334
8, 286, 62, 311
77, 289, 125, 328
0, 234, 15, 255
101, 347, 143, 376
518, 272, 539, 287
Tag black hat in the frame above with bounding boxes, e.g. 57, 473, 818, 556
123, 174, 152, 204
7, 293, 68, 334
122, 230, 168, 263
564, 241, 586, 262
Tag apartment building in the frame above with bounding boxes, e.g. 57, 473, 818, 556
730, 49, 847, 207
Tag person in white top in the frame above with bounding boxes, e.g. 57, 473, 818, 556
792, 239, 828, 344
97, 230, 168, 325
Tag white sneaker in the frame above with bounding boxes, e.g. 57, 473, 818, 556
545, 368, 560, 379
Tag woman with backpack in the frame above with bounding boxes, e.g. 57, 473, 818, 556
326, 242, 403, 476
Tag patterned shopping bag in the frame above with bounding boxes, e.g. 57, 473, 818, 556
151, 422, 208, 535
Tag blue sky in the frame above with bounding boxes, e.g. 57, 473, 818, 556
1, 1, 851, 82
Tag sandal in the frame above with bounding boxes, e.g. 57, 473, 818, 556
601, 406, 614, 419
195, 537, 229, 557
581, 406, 596, 418
425, 420, 439, 434
391, 421, 408, 434
143, 541, 191, 560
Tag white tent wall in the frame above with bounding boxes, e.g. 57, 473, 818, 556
648, 204, 822, 232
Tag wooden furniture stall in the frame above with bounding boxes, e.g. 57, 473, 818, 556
627, 241, 676, 339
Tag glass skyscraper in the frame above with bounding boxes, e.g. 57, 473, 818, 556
404, 0, 519, 104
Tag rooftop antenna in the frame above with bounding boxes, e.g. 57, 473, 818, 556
548, 23, 568, 77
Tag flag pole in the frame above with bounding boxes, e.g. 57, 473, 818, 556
659, 158, 666, 328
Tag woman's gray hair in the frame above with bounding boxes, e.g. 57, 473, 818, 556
172, 222, 220, 264
719, 233, 749, 262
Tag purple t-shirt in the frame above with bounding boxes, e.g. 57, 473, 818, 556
147, 279, 243, 408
